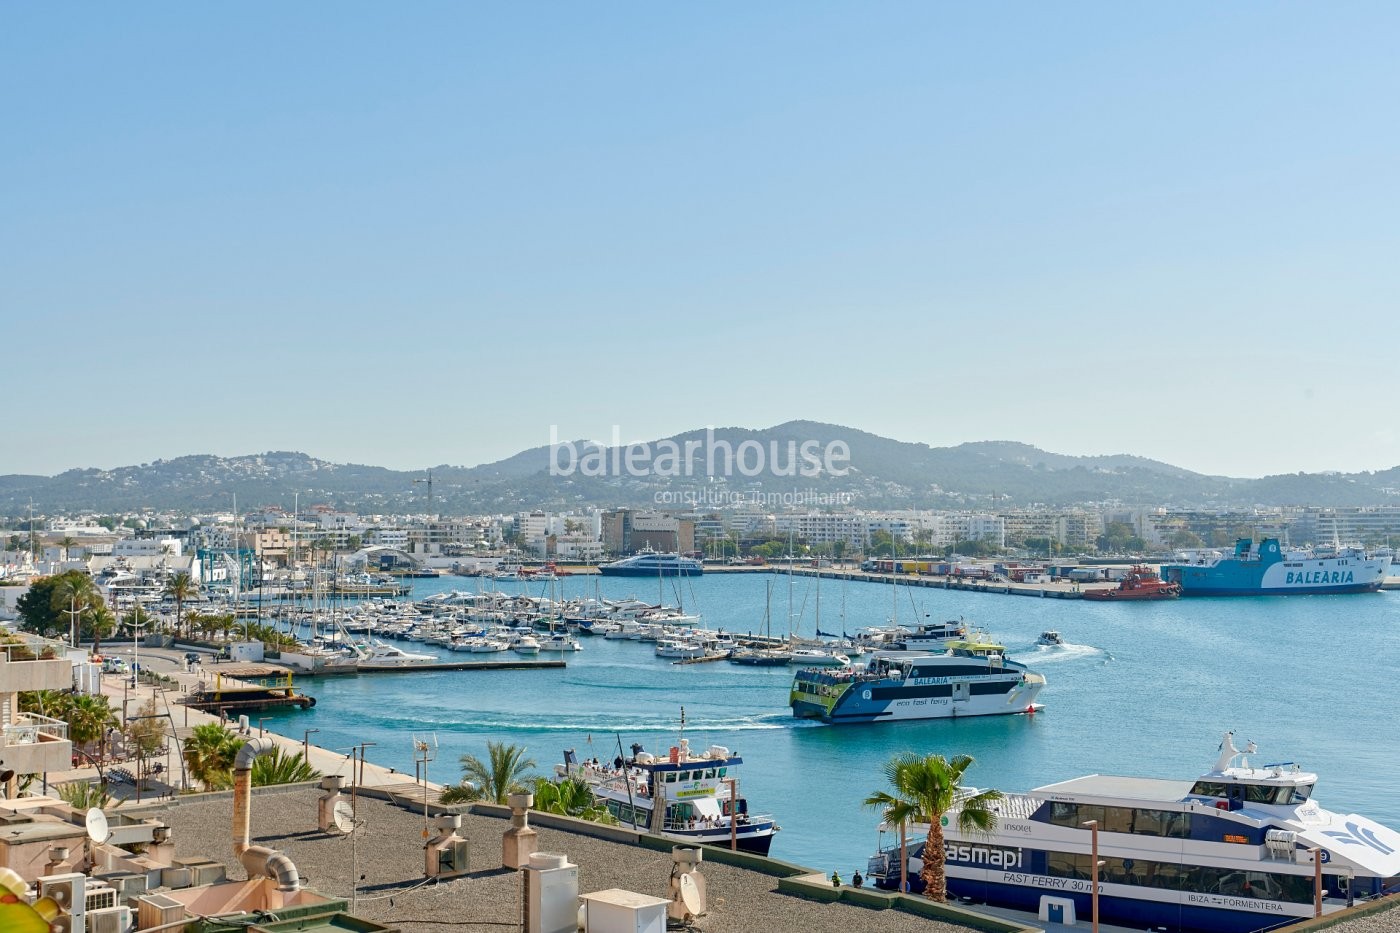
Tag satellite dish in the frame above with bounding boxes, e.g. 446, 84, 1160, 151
678, 872, 703, 916
332, 799, 355, 834
85, 807, 110, 844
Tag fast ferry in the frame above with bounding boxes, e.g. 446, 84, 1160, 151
867, 733, 1400, 932
1159, 538, 1390, 596
789, 636, 1045, 724
597, 552, 704, 577
554, 738, 779, 854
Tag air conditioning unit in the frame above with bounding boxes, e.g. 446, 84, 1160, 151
88, 906, 134, 933
86, 882, 118, 912
183, 861, 227, 886
160, 866, 192, 889
96, 872, 148, 902
579, 889, 668, 933
39, 872, 86, 929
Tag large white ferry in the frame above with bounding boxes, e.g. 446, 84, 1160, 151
555, 738, 779, 854
867, 733, 1400, 932
1159, 538, 1390, 596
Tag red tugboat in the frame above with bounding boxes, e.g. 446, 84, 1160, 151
1082, 564, 1181, 600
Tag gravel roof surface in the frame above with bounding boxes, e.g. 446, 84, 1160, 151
146, 786, 978, 933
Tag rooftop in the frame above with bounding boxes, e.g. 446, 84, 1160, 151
139, 785, 984, 933
1032, 774, 1195, 803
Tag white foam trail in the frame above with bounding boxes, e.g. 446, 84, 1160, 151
1027, 643, 1102, 664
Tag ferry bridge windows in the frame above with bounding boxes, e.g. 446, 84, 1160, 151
1044, 802, 1188, 838
1191, 780, 1228, 798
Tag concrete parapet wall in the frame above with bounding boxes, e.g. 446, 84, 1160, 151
776, 872, 1042, 932
1273, 896, 1400, 931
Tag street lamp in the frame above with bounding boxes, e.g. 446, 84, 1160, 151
304, 728, 320, 763
1082, 820, 1100, 933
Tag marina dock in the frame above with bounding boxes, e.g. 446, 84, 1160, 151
351, 658, 566, 674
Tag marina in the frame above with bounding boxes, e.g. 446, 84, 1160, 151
244, 570, 1400, 891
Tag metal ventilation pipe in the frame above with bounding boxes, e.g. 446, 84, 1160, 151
231, 736, 301, 894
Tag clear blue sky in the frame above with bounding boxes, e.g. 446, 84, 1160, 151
4, 3, 1397, 479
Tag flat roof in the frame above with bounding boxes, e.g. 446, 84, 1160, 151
1033, 774, 1195, 802
138, 785, 983, 933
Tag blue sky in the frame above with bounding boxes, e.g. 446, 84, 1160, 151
3, 3, 1397, 479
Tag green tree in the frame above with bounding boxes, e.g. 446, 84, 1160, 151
63, 693, 120, 773
457, 741, 536, 805
44, 571, 99, 644
1167, 528, 1204, 549
164, 572, 198, 639
121, 605, 153, 638
182, 722, 244, 790
866, 530, 896, 557
863, 752, 1002, 901
126, 698, 168, 789
56, 535, 79, 557
531, 776, 616, 823
83, 604, 118, 656
251, 746, 322, 786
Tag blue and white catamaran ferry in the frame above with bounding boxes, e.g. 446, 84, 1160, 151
867, 733, 1400, 932
790, 636, 1045, 724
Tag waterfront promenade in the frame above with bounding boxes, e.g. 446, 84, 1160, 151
45, 643, 424, 798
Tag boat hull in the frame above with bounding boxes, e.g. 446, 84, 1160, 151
1161, 539, 1390, 597
598, 567, 703, 577
791, 678, 1045, 724
938, 875, 1310, 933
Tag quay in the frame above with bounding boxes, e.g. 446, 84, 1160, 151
760, 564, 1095, 598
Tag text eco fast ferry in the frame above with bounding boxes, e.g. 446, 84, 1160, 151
1159, 538, 1390, 596
790, 636, 1045, 724
867, 733, 1400, 932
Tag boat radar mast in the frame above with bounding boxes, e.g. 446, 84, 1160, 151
1212, 730, 1259, 773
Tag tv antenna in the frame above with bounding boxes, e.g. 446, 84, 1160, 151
414, 733, 439, 839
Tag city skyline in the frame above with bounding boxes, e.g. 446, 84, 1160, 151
5, 3, 1398, 478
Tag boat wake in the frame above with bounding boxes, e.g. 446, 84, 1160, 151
366, 711, 793, 734
1028, 643, 1105, 664
561, 677, 770, 693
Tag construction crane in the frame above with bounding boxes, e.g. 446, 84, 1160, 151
413, 470, 434, 516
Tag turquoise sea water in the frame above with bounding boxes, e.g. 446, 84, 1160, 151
256, 571, 1400, 876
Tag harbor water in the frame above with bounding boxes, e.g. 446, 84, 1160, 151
255, 571, 1400, 876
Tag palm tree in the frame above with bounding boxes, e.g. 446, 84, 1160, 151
56, 535, 79, 559
251, 746, 322, 786
64, 693, 119, 769
458, 741, 536, 805
531, 776, 616, 823
183, 722, 245, 790
55, 780, 117, 810
164, 572, 197, 639
51, 574, 98, 646
863, 752, 1003, 901
84, 604, 118, 657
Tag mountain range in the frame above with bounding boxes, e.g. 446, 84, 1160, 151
3, 421, 1399, 516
